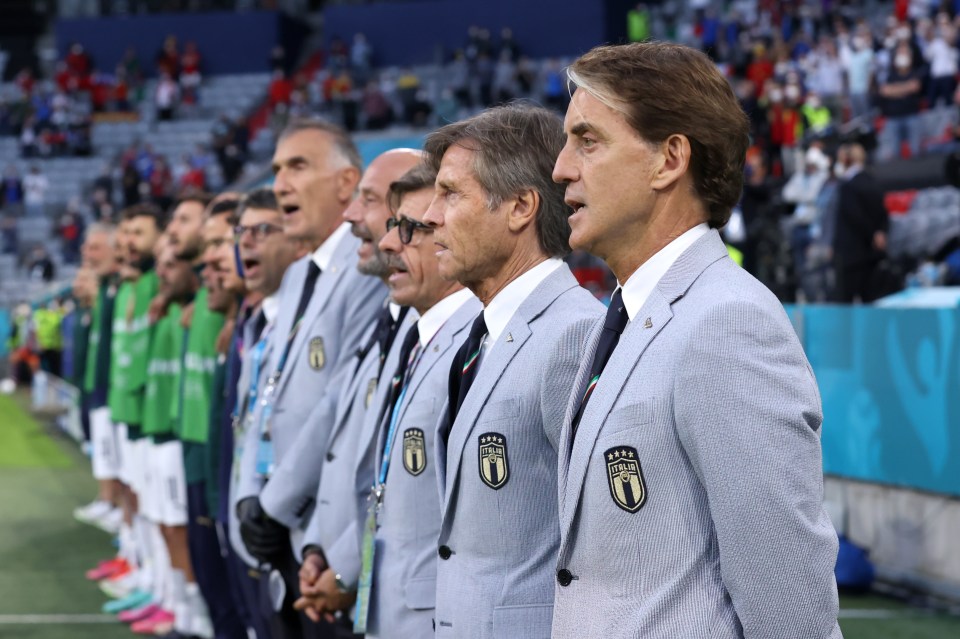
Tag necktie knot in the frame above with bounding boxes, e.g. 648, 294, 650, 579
604, 289, 629, 334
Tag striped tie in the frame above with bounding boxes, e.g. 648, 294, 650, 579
571, 289, 628, 440
446, 312, 488, 437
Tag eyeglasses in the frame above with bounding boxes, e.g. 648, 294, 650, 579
385, 216, 432, 245
234, 222, 283, 243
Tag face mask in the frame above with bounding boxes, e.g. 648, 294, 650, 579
785, 85, 801, 101
853, 37, 866, 49
895, 54, 911, 68
896, 27, 911, 40
768, 89, 783, 102
834, 163, 846, 178
806, 97, 821, 109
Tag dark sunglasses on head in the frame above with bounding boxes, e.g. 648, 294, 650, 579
385, 215, 432, 245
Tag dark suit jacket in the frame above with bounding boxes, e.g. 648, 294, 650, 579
833, 170, 888, 267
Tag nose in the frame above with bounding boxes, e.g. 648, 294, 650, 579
422, 194, 443, 228
552, 142, 577, 184
272, 170, 290, 196
379, 219, 401, 254
342, 194, 362, 223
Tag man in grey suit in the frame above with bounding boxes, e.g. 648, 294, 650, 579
423, 104, 604, 638
550, 42, 842, 638
285, 149, 424, 623
354, 163, 480, 637
234, 119, 387, 638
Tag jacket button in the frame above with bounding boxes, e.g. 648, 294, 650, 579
325, 451, 335, 462
438, 545, 452, 560
556, 568, 573, 587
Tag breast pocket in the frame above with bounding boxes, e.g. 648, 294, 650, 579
599, 401, 654, 438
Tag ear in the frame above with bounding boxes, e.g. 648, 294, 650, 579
650, 134, 691, 192
335, 166, 361, 203
505, 188, 540, 234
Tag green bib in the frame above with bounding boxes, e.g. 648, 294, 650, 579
108, 271, 158, 426
178, 288, 225, 444
142, 303, 183, 437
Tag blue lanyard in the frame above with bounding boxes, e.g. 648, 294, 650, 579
378, 384, 409, 485
234, 335, 268, 421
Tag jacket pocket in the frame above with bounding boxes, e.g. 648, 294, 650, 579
404, 576, 436, 611
491, 603, 553, 638
600, 401, 654, 437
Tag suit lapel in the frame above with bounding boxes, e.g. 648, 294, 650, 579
558, 230, 732, 539
441, 266, 578, 511
275, 233, 355, 397
559, 291, 673, 534
325, 321, 378, 448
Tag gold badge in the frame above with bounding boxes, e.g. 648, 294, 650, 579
605, 446, 646, 513
365, 378, 377, 408
478, 432, 509, 490
402, 428, 426, 476
308, 337, 325, 370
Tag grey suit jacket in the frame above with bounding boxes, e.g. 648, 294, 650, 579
299, 305, 419, 576
553, 230, 842, 639
366, 295, 481, 639
434, 264, 604, 639
236, 230, 387, 548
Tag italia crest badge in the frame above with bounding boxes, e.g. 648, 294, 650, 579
308, 337, 326, 370
478, 432, 509, 490
402, 428, 426, 476
604, 446, 647, 513
365, 378, 377, 408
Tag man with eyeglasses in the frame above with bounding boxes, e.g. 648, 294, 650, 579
350, 162, 480, 637
227, 186, 305, 615
235, 118, 386, 639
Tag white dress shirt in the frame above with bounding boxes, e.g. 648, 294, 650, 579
619, 223, 709, 321
311, 222, 352, 272
417, 288, 476, 349
482, 257, 563, 349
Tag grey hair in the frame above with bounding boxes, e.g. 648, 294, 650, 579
278, 117, 363, 172
423, 102, 571, 257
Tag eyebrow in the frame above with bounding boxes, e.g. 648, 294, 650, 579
272, 155, 307, 173
569, 122, 593, 137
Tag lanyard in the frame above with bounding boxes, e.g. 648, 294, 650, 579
233, 331, 268, 422
377, 330, 433, 485
268, 315, 305, 387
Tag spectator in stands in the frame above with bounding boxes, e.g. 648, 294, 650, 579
842, 29, 875, 120
493, 50, 518, 104
180, 41, 202, 108
350, 32, 373, 83
801, 92, 833, 135
878, 41, 923, 160
22, 165, 48, 217
396, 67, 421, 123
269, 44, 288, 74
121, 161, 141, 207
1, 213, 17, 255
120, 46, 144, 103
156, 34, 180, 79
268, 69, 293, 108
20, 115, 38, 158
362, 79, 393, 130
541, 59, 567, 111
924, 17, 957, 109
34, 298, 64, 377
155, 71, 180, 121
448, 50, 471, 108
627, 4, 651, 43
148, 156, 174, 210
808, 38, 845, 120
783, 145, 831, 301
1, 164, 23, 214
833, 143, 890, 303
59, 207, 85, 266
28, 244, 55, 282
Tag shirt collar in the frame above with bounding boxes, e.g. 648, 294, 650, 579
844, 165, 863, 181
388, 301, 402, 321
484, 257, 563, 344
262, 295, 280, 324
311, 222, 351, 272
620, 223, 709, 321
417, 288, 476, 348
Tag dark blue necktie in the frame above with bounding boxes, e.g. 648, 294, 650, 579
571, 289, 628, 439
446, 312, 488, 441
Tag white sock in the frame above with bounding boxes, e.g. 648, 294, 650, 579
118, 522, 135, 564
186, 581, 213, 639
149, 523, 168, 602
167, 568, 186, 615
